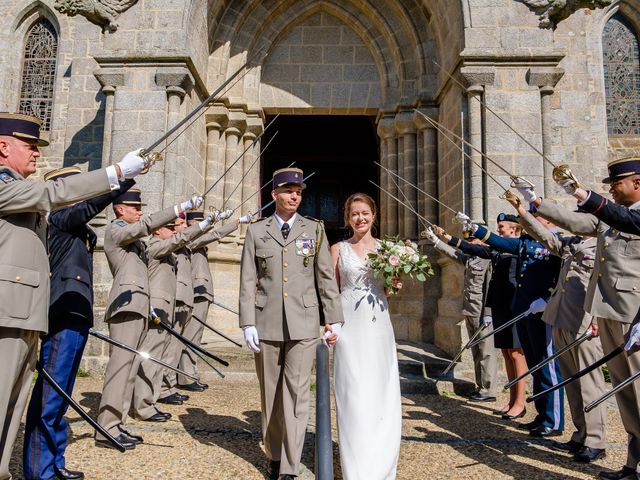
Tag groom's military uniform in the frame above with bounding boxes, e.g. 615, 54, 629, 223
239, 168, 343, 478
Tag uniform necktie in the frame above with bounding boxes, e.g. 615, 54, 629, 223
281, 222, 290, 240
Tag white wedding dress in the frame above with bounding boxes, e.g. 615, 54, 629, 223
334, 241, 402, 480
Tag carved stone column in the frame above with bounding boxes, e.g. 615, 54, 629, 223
204, 106, 229, 212
414, 108, 438, 226
155, 68, 192, 208
526, 67, 565, 196
243, 107, 264, 234
395, 111, 418, 239
222, 107, 247, 214
94, 70, 126, 169
461, 68, 495, 222
376, 116, 397, 236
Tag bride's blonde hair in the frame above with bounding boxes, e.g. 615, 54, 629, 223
343, 193, 377, 232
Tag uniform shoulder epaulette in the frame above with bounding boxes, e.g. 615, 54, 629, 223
254, 217, 267, 223
303, 215, 322, 223
0, 171, 16, 184
114, 219, 127, 227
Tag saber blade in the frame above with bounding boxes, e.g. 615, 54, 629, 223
190, 315, 242, 348
468, 310, 530, 349
504, 330, 592, 389
89, 329, 199, 381
442, 323, 489, 375
212, 301, 239, 316
155, 318, 229, 367
369, 180, 434, 227
585, 368, 640, 413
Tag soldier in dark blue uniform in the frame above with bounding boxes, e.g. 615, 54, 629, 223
23, 166, 134, 480
466, 214, 565, 437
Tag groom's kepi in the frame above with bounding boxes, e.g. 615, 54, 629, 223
239, 167, 343, 478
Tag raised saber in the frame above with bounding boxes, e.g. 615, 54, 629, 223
442, 323, 489, 375
527, 345, 625, 404
151, 311, 229, 367
468, 310, 531, 349
190, 315, 242, 348
504, 330, 593, 389
36, 362, 126, 453
369, 180, 434, 228
89, 329, 199, 382
585, 368, 640, 413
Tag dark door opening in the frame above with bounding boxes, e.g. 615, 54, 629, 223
260, 115, 379, 245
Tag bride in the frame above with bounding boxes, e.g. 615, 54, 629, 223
325, 193, 402, 480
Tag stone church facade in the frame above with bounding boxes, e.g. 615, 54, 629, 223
1, 0, 639, 371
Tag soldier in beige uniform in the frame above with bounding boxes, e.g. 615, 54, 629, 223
95, 189, 202, 449
239, 168, 343, 480
177, 210, 241, 390
531, 160, 640, 480
425, 230, 498, 401
0, 113, 148, 480
131, 216, 210, 421
508, 188, 607, 462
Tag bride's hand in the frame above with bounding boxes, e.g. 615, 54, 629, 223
323, 324, 340, 347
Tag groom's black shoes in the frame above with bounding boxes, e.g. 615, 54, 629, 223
279, 476, 295, 480
468, 392, 496, 403
267, 460, 280, 479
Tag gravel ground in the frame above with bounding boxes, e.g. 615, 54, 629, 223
9, 369, 629, 479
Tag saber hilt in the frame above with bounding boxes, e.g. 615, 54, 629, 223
585, 368, 640, 413
527, 345, 624, 404
504, 330, 592, 390
36, 362, 126, 453
468, 310, 530, 349
442, 323, 489, 375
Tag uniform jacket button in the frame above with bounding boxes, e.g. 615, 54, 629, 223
284, 277, 288, 282
284, 293, 288, 298
284, 248, 288, 252
284, 262, 288, 268
598, 273, 603, 278
76, 275, 81, 280
15, 276, 21, 281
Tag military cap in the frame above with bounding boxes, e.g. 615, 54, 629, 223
0, 112, 49, 147
603, 156, 640, 184
43, 166, 81, 182
497, 212, 519, 224
186, 211, 205, 222
273, 167, 306, 189
113, 188, 144, 206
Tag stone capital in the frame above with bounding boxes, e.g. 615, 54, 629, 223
413, 107, 438, 131
205, 106, 229, 131
227, 109, 247, 134
154, 67, 193, 90
245, 116, 264, 137
526, 67, 565, 91
377, 116, 396, 140
94, 69, 126, 90
394, 111, 416, 136
460, 67, 495, 90
166, 85, 186, 99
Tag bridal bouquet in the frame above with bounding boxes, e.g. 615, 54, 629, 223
367, 237, 434, 295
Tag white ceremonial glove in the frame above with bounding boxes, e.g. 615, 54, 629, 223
239, 213, 254, 224
198, 215, 214, 231
214, 209, 233, 222
558, 178, 578, 195
482, 315, 492, 327
116, 148, 146, 179
424, 227, 439, 246
624, 322, 640, 351
243, 326, 260, 352
513, 176, 537, 203
454, 211, 471, 225
528, 298, 547, 315
180, 195, 204, 212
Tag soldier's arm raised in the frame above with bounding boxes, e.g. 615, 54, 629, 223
189, 220, 239, 250
110, 206, 179, 246
148, 222, 205, 259
577, 190, 640, 235
315, 222, 344, 325
472, 225, 520, 254
518, 210, 564, 255
448, 236, 495, 260
239, 224, 257, 328
535, 199, 599, 236
432, 238, 468, 265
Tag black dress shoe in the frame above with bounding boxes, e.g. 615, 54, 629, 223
279, 476, 295, 480
119, 428, 143, 444
175, 392, 190, 401
267, 460, 280, 479
144, 412, 169, 422
196, 381, 209, 389
54, 467, 84, 479
598, 466, 638, 479
529, 425, 563, 438
549, 439, 583, 454
158, 393, 183, 405
155, 409, 172, 419
178, 382, 205, 392
518, 419, 542, 431
468, 392, 497, 402
501, 408, 526, 420
574, 446, 606, 463
95, 433, 136, 450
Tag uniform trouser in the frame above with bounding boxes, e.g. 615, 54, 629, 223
159, 303, 191, 399
552, 326, 606, 449
599, 317, 640, 471
256, 339, 317, 477
465, 315, 498, 396
132, 321, 170, 420
0, 328, 38, 480
516, 312, 564, 430
96, 312, 147, 439
177, 298, 209, 385
23, 324, 88, 480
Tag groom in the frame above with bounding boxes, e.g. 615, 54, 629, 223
239, 167, 343, 479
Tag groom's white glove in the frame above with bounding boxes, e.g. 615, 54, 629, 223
243, 326, 260, 352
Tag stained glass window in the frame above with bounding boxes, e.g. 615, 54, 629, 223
19, 19, 58, 131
